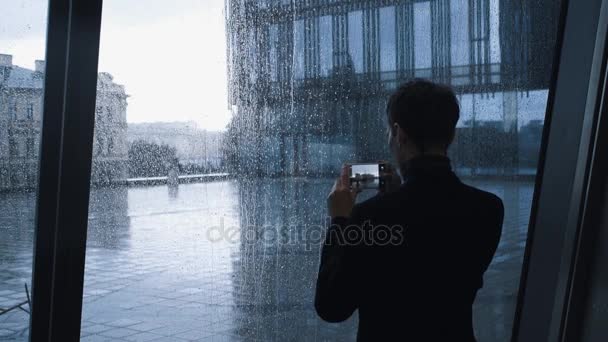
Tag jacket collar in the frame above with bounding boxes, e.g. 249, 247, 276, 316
400, 155, 458, 184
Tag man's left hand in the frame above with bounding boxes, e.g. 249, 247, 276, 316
327, 165, 358, 218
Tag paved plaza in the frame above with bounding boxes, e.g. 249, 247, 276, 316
1, 178, 533, 341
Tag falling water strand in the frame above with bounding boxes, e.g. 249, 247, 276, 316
290, 0, 296, 121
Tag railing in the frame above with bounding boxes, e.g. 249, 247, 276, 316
126, 173, 231, 186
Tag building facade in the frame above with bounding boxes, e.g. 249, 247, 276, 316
0, 54, 128, 190
225, 0, 559, 177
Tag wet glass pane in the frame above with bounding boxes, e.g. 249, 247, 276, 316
79, 0, 561, 341
0, 1, 47, 340
414, 2, 432, 70
348, 11, 364, 74
319, 16, 332, 77
450, 0, 470, 67
379, 6, 396, 72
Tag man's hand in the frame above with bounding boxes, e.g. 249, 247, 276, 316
327, 165, 358, 219
379, 162, 402, 194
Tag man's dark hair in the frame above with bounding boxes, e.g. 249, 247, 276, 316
386, 79, 460, 152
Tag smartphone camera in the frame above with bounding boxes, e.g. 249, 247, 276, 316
349, 163, 387, 190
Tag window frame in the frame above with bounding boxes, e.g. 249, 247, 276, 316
512, 0, 608, 341
29, 0, 104, 340
24, 0, 608, 340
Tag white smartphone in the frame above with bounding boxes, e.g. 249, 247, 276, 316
349, 163, 387, 190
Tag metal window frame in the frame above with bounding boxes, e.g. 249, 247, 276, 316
29, 0, 104, 341
561, 29, 608, 341
513, 0, 608, 340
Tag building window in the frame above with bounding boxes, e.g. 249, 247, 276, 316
268, 24, 278, 82
95, 106, 103, 123
106, 106, 113, 122
348, 11, 364, 73
379, 6, 397, 72
0, 167, 7, 187
27, 103, 34, 120
414, 1, 432, 70
10, 102, 18, 120
319, 15, 333, 76
26, 138, 35, 157
9, 137, 18, 157
96, 135, 104, 156
107, 136, 114, 155
294, 20, 305, 79
450, 0, 470, 66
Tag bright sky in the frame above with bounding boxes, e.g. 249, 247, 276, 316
0, 0, 231, 131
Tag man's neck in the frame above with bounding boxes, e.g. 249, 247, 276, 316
403, 150, 447, 162
398, 151, 449, 176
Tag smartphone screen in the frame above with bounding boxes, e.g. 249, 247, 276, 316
349, 163, 385, 190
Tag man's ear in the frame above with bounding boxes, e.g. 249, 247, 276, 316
393, 123, 407, 145
391, 123, 400, 139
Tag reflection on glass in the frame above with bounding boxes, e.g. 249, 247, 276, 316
379, 6, 396, 72
348, 11, 364, 73
450, 0, 470, 67
319, 16, 333, 77
413, 2, 432, 70
269, 24, 279, 82
294, 20, 305, 80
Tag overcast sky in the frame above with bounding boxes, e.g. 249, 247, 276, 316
0, 0, 230, 131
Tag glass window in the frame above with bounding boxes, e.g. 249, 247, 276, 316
107, 136, 113, 155
414, 1, 432, 70
9, 137, 19, 157
0, 1, 47, 339
105, 105, 113, 122
76, 0, 562, 341
95, 135, 103, 156
379, 6, 396, 72
26, 137, 34, 157
489, 0, 501, 64
26, 103, 33, 120
348, 10, 364, 73
10, 101, 18, 120
319, 16, 333, 77
294, 20, 305, 79
81, 0, 236, 340
450, 0, 470, 66
269, 24, 279, 82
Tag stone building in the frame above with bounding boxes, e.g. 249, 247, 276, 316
91, 72, 129, 185
0, 54, 128, 190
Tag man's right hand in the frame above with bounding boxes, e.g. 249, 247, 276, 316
380, 162, 402, 194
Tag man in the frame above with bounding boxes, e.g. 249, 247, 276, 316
315, 79, 504, 341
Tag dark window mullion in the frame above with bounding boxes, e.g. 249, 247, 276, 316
30, 0, 104, 341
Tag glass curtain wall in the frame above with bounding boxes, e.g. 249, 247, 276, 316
225, 0, 561, 341
0, 1, 47, 340
63, 0, 563, 341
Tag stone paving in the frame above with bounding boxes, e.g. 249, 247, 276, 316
0, 178, 534, 341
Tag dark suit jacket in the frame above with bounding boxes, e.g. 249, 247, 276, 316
315, 156, 504, 341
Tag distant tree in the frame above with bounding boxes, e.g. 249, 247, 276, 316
179, 162, 207, 175
128, 140, 178, 178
